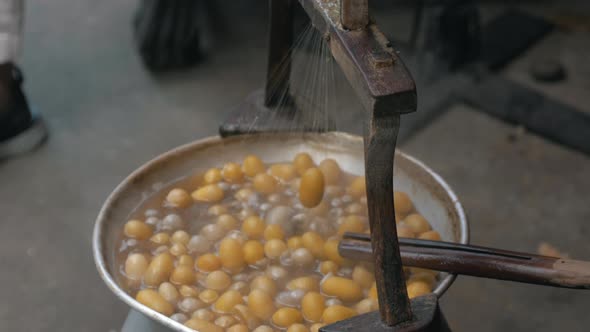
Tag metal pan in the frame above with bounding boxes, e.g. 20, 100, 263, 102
93, 132, 469, 332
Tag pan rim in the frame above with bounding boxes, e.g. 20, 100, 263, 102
93, 132, 469, 331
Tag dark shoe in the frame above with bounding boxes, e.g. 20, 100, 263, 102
0, 63, 47, 159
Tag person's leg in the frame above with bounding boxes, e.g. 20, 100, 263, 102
0, 0, 47, 159
134, 0, 207, 71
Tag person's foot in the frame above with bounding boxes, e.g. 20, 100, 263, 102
0, 63, 47, 159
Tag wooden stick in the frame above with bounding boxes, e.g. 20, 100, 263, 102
364, 114, 413, 325
339, 234, 590, 289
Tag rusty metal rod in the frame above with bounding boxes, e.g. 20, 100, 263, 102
339, 233, 590, 289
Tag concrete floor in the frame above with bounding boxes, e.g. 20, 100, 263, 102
0, 0, 589, 331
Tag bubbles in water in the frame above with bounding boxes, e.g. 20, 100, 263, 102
170, 313, 187, 323
162, 214, 184, 230
144, 209, 159, 218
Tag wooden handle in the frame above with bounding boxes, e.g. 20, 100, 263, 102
550, 259, 590, 289
339, 233, 590, 289
363, 114, 413, 325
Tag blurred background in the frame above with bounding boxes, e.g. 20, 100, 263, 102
0, 0, 589, 331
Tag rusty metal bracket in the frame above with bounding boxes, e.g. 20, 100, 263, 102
299, 0, 416, 118
341, 0, 369, 30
